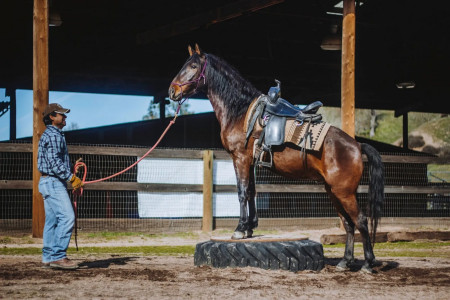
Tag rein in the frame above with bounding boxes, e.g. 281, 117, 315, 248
170, 56, 207, 104
71, 104, 183, 250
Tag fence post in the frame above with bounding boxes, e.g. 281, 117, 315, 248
202, 150, 214, 232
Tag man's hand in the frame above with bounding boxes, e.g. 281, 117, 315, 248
70, 175, 83, 191
74, 157, 83, 174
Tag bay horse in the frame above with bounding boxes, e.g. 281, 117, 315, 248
169, 44, 384, 273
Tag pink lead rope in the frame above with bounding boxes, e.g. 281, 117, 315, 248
71, 103, 183, 250
72, 57, 208, 249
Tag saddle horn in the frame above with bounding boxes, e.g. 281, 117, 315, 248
268, 79, 281, 103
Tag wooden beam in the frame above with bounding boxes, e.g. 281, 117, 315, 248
3, 180, 450, 195
136, 0, 284, 44
2, 143, 448, 164
32, 0, 49, 238
341, 0, 356, 138
68, 146, 205, 159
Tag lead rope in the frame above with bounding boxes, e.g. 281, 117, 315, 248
71, 104, 182, 250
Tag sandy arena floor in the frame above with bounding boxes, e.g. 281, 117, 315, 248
1, 228, 449, 299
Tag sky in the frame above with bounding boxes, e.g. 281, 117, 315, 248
0, 88, 213, 141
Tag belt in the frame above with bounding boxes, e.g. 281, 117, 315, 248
41, 173, 51, 177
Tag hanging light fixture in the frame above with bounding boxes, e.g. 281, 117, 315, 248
49, 10, 62, 27
396, 82, 416, 89
320, 24, 341, 51
49, 0, 62, 27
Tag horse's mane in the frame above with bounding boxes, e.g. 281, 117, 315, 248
205, 53, 261, 121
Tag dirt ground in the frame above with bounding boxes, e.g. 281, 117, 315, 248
1, 228, 450, 299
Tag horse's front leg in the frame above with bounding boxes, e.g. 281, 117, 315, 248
247, 167, 258, 231
231, 158, 257, 240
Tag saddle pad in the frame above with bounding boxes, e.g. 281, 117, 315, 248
284, 120, 331, 151
244, 96, 264, 134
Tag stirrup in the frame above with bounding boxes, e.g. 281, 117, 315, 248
256, 145, 273, 168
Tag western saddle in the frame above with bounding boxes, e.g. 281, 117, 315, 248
245, 80, 323, 168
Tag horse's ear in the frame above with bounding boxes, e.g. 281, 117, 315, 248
195, 43, 202, 55
188, 45, 194, 57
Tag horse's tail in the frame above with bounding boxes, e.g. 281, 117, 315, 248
360, 143, 384, 247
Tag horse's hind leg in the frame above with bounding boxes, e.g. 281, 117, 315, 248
326, 186, 375, 272
336, 214, 356, 271
355, 211, 376, 273
326, 186, 356, 270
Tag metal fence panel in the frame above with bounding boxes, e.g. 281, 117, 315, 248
1, 142, 449, 233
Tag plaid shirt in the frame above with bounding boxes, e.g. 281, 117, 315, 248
37, 125, 73, 181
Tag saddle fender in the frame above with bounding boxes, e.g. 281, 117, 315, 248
263, 115, 286, 146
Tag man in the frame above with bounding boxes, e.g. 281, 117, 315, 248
38, 103, 83, 270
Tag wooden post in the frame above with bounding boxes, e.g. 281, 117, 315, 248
158, 97, 166, 122
340, 0, 356, 231
32, 0, 49, 238
202, 150, 214, 232
341, 0, 356, 138
403, 112, 408, 149
7, 88, 16, 140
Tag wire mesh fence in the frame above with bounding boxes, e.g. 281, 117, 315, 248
1, 142, 449, 234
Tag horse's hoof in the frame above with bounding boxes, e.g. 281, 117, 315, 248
335, 265, 349, 272
231, 231, 245, 240
336, 260, 350, 272
245, 229, 253, 238
360, 264, 374, 274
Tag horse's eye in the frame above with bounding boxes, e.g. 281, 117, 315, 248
190, 64, 198, 69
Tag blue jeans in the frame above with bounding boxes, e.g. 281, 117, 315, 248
38, 176, 75, 263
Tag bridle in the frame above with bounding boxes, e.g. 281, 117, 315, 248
170, 55, 207, 104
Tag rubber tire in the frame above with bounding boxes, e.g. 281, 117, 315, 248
194, 239, 324, 272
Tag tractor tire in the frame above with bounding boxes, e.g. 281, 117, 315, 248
194, 239, 324, 272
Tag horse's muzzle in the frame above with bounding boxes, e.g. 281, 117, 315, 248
168, 85, 181, 101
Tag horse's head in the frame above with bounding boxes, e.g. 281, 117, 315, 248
169, 44, 207, 101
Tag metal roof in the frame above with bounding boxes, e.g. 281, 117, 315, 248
1, 0, 449, 114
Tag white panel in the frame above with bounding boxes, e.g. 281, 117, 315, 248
138, 192, 203, 218
213, 193, 240, 217
137, 192, 240, 218
137, 158, 203, 184
213, 160, 237, 185
136, 157, 240, 218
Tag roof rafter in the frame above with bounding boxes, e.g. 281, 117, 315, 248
136, 0, 284, 45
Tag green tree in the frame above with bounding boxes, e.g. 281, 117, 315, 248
142, 99, 160, 120
165, 101, 192, 117
142, 99, 193, 120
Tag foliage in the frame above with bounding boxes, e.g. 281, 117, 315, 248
417, 116, 450, 143
142, 100, 160, 120
367, 111, 403, 144
142, 99, 194, 120
65, 122, 80, 131
320, 106, 449, 147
